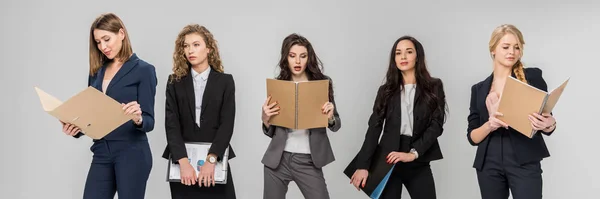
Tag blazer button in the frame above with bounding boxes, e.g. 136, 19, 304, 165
200, 118, 204, 123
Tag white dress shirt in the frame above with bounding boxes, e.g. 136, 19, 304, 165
191, 66, 211, 127
284, 129, 311, 154
400, 84, 416, 136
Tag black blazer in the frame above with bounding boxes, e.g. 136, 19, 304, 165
467, 67, 555, 171
355, 78, 446, 170
162, 67, 236, 162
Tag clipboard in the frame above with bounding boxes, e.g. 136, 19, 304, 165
34, 86, 134, 139
166, 142, 230, 184
497, 76, 569, 138
266, 78, 329, 129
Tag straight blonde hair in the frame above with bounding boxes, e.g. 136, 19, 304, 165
88, 13, 133, 76
489, 24, 527, 83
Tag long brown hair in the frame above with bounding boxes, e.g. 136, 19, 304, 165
88, 13, 133, 76
276, 33, 334, 102
171, 24, 223, 82
373, 36, 446, 122
489, 24, 527, 83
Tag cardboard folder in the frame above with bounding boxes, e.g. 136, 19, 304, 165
265, 79, 329, 129
343, 146, 395, 198
34, 86, 134, 139
497, 76, 569, 138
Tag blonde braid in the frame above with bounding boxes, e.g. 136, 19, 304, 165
512, 60, 527, 83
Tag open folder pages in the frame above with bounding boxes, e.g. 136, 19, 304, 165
497, 76, 569, 138
34, 86, 134, 139
266, 78, 329, 129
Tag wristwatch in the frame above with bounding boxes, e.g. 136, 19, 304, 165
409, 148, 419, 159
328, 117, 336, 125
206, 154, 217, 164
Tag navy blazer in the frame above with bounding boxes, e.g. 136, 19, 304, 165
467, 67, 555, 171
74, 53, 158, 141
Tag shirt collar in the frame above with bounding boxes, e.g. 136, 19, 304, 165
191, 66, 211, 81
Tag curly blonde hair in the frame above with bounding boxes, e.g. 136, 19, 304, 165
171, 24, 223, 82
489, 24, 527, 83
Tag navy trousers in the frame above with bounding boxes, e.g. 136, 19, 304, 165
476, 131, 543, 199
83, 140, 153, 199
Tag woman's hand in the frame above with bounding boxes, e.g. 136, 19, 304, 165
350, 169, 369, 191
122, 101, 142, 125
60, 120, 80, 136
262, 96, 279, 127
322, 102, 335, 120
529, 113, 556, 131
386, 151, 415, 164
198, 161, 216, 187
178, 158, 197, 186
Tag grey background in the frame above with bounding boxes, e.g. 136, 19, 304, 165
1, 0, 598, 198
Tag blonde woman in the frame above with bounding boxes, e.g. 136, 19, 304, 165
467, 24, 557, 199
162, 24, 236, 199
60, 13, 158, 199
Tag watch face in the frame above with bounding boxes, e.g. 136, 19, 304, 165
209, 156, 216, 163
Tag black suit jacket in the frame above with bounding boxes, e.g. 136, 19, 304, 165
162, 67, 236, 162
467, 67, 555, 171
355, 78, 446, 170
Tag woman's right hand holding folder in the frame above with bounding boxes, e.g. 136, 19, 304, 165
262, 96, 280, 128
350, 169, 368, 190
60, 120, 81, 136
486, 92, 509, 131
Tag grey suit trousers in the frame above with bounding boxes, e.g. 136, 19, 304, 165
263, 151, 329, 199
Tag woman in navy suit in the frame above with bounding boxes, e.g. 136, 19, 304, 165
467, 24, 557, 199
60, 13, 157, 199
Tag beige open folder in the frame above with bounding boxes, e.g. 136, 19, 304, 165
497, 76, 569, 138
266, 79, 329, 129
34, 86, 134, 139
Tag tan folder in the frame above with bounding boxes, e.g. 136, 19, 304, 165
34, 86, 134, 139
266, 79, 329, 129
497, 76, 569, 138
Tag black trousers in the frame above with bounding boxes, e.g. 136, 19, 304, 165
380, 161, 436, 199
380, 135, 436, 199
477, 131, 543, 199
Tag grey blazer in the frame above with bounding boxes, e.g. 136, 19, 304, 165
261, 100, 341, 169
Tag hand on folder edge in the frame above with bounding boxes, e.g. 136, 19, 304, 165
262, 96, 280, 128
198, 160, 216, 187
350, 169, 369, 191
486, 92, 509, 131
529, 112, 556, 131
178, 158, 198, 186
60, 120, 81, 136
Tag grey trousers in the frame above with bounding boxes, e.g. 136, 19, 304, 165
263, 152, 330, 199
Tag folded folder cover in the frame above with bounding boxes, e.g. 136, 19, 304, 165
344, 146, 394, 198
265, 79, 329, 129
167, 142, 230, 184
34, 86, 134, 139
497, 76, 569, 138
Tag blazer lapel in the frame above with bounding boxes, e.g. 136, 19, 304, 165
479, 74, 494, 120
94, 67, 105, 91
106, 53, 139, 95
183, 69, 196, 122
200, 69, 219, 115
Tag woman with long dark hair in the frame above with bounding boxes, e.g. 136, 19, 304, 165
260, 33, 341, 199
350, 36, 447, 199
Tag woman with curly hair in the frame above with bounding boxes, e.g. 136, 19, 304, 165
161, 24, 237, 199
